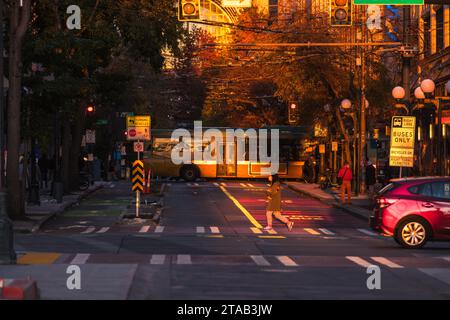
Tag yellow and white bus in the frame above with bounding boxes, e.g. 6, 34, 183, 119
142, 127, 310, 181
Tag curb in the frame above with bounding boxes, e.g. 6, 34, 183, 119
18, 184, 105, 234
285, 183, 372, 221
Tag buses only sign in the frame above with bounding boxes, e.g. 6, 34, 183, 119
389, 116, 416, 167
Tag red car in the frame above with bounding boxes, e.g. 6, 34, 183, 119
370, 177, 450, 248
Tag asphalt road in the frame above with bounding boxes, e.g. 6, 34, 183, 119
9, 180, 450, 299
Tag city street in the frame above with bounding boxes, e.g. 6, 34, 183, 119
3, 180, 450, 299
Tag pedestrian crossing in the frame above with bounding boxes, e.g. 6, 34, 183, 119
49, 224, 382, 239
20, 252, 450, 271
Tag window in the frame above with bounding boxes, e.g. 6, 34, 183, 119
424, 14, 431, 56
436, 7, 444, 52
430, 182, 450, 200
269, 0, 278, 22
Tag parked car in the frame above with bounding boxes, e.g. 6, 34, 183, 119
370, 177, 450, 248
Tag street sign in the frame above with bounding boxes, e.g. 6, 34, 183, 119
126, 115, 151, 141
354, 0, 423, 4
96, 119, 108, 125
222, 0, 252, 7
332, 142, 338, 152
319, 144, 325, 154
389, 116, 416, 168
85, 130, 96, 144
131, 160, 144, 192
134, 142, 144, 153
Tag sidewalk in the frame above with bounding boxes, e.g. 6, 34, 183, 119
13, 181, 109, 233
285, 182, 373, 220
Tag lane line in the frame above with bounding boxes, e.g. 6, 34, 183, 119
177, 254, 192, 265
70, 253, 90, 265
250, 255, 271, 266
81, 227, 96, 234
276, 256, 298, 267
219, 186, 263, 228
371, 257, 404, 269
247, 183, 254, 188
304, 228, 320, 235
150, 254, 166, 265
250, 227, 263, 234
96, 227, 109, 234
154, 226, 165, 233
319, 228, 335, 235
139, 226, 150, 233
210, 226, 220, 234
357, 228, 378, 236
346, 256, 373, 268
196, 226, 205, 234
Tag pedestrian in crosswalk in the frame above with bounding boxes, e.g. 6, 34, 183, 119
265, 174, 294, 231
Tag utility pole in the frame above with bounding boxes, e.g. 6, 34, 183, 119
359, 5, 367, 196
0, 0, 17, 265
401, 5, 411, 178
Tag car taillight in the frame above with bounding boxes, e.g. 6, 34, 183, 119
377, 197, 397, 209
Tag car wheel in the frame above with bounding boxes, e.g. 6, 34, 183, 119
395, 218, 430, 249
180, 165, 198, 182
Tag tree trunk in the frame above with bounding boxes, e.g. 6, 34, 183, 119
6, 0, 31, 220
61, 119, 72, 193
69, 106, 85, 191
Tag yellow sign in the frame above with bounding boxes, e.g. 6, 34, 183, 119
131, 160, 145, 192
332, 142, 338, 152
319, 144, 325, 154
389, 116, 416, 168
127, 116, 151, 141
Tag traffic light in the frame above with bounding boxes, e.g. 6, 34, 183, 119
330, 0, 352, 27
86, 105, 95, 114
178, 0, 200, 22
288, 103, 299, 125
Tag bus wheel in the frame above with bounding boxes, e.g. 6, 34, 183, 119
180, 165, 198, 182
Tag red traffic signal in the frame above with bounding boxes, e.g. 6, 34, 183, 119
330, 0, 352, 27
86, 105, 95, 113
178, 0, 200, 21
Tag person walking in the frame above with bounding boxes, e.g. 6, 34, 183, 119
264, 174, 294, 231
38, 153, 49, 189
365, 160, 377, 199
338, 161, 353, 205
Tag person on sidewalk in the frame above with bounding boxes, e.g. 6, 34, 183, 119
365, 160, 377, 199
338, 161, 353, 205
265, 174, 294, 231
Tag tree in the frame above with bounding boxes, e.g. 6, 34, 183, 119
6, 0, 31, 220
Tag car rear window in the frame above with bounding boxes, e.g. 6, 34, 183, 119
378, 183, 400, 195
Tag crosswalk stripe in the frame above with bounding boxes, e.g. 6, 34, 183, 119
150, 254, 166, 265
81, 227, 96, 234
319, 228, 335, 235
247, 183, 254, 187
357, 228, 378, 236
70, 253, 90, 265
213, 182, 219, 186
194, 183, 199, 186
346, 256, 372, 268
266, 228, 277, 234
250, 255, 271, 266
139, 226, 150, 233
250, 227, 263, 234
220, 182, 227, 186
187, 183, 192, 186
276, 256, 298, 267
177, 254, 192, 265
304, 228, 320, 235
155, 226, 165, 233
240, 183, 246, 187
96, 227, 109, 234
371, 257, 404, 269
210, 226, 220, 234
441, 257, 450, 262
196, 226, 205, 233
